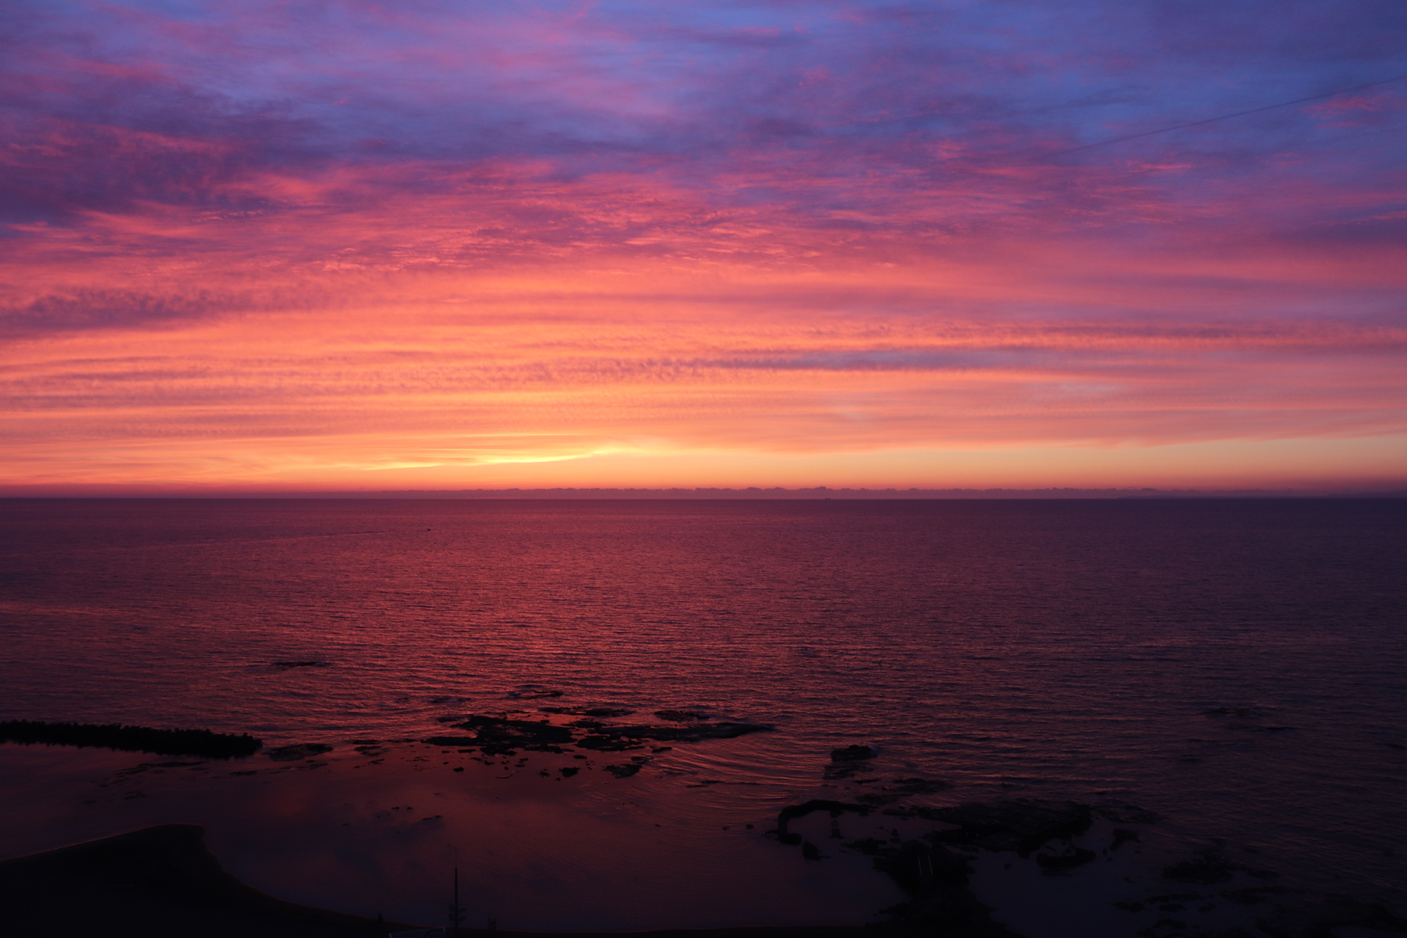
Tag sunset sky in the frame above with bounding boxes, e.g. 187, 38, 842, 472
3, 1, 1405, 492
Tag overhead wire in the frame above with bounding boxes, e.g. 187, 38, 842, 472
1053, 70, 1407, 155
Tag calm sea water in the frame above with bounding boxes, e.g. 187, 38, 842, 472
1, 498, 1404, 930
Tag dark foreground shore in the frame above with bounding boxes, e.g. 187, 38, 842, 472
0, 825, 1002, 938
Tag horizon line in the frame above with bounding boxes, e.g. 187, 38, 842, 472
3, 485, 1405, 500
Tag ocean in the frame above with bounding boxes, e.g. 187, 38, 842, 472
1, 498, 1404, 934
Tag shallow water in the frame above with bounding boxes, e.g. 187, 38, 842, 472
1, 498, 1404, 929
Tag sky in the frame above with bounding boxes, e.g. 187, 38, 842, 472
2, 0, 1405, 492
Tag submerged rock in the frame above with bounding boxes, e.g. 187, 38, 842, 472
831, 744, 878, 763
449, 715, 574, 754
266, 743, 333, 762
540, 706, 635, 717
575, 735, 645, 752
890, 799, 1093, 856
423, 736, 477, 747
857, 777, 955, 805
609, 721, 773, 742
775, 800, 872, 844
505, 685, 563, 700
654, 709, 706, 722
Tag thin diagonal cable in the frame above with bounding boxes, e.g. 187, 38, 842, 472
1055, 71, 1407, 155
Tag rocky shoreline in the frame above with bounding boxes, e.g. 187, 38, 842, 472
6, 699, 1404, 938
0, 719, 262, 758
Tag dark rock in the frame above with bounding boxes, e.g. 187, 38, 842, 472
909, 799, 1093, 856
540, 706, 634, 717
831, 744, 878, 763
0, 720, 262, 759
559, 766, 578, 778
271, 661, 327, 669
454, 715, 574, 741
450, 715, 574, 754
654, 710, 706, 722
875, 840, 972, 892
266, 744, 333, 762
823, 762, 865, 780
869, 840, 994, 933
801, 841, 822, 861
423, 736, 477, 747
575, 735, 644, 752
604, 763, 641, 778
506, 686, 562, 699
777, 800, 871, 834
580, 721, 773, 745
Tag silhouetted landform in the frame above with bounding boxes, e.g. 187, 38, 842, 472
0, 720, 261, 758
425, 712, 774, 759
0, 826, 998, 938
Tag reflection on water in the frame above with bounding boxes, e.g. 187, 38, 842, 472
1, 498, 1405, 927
